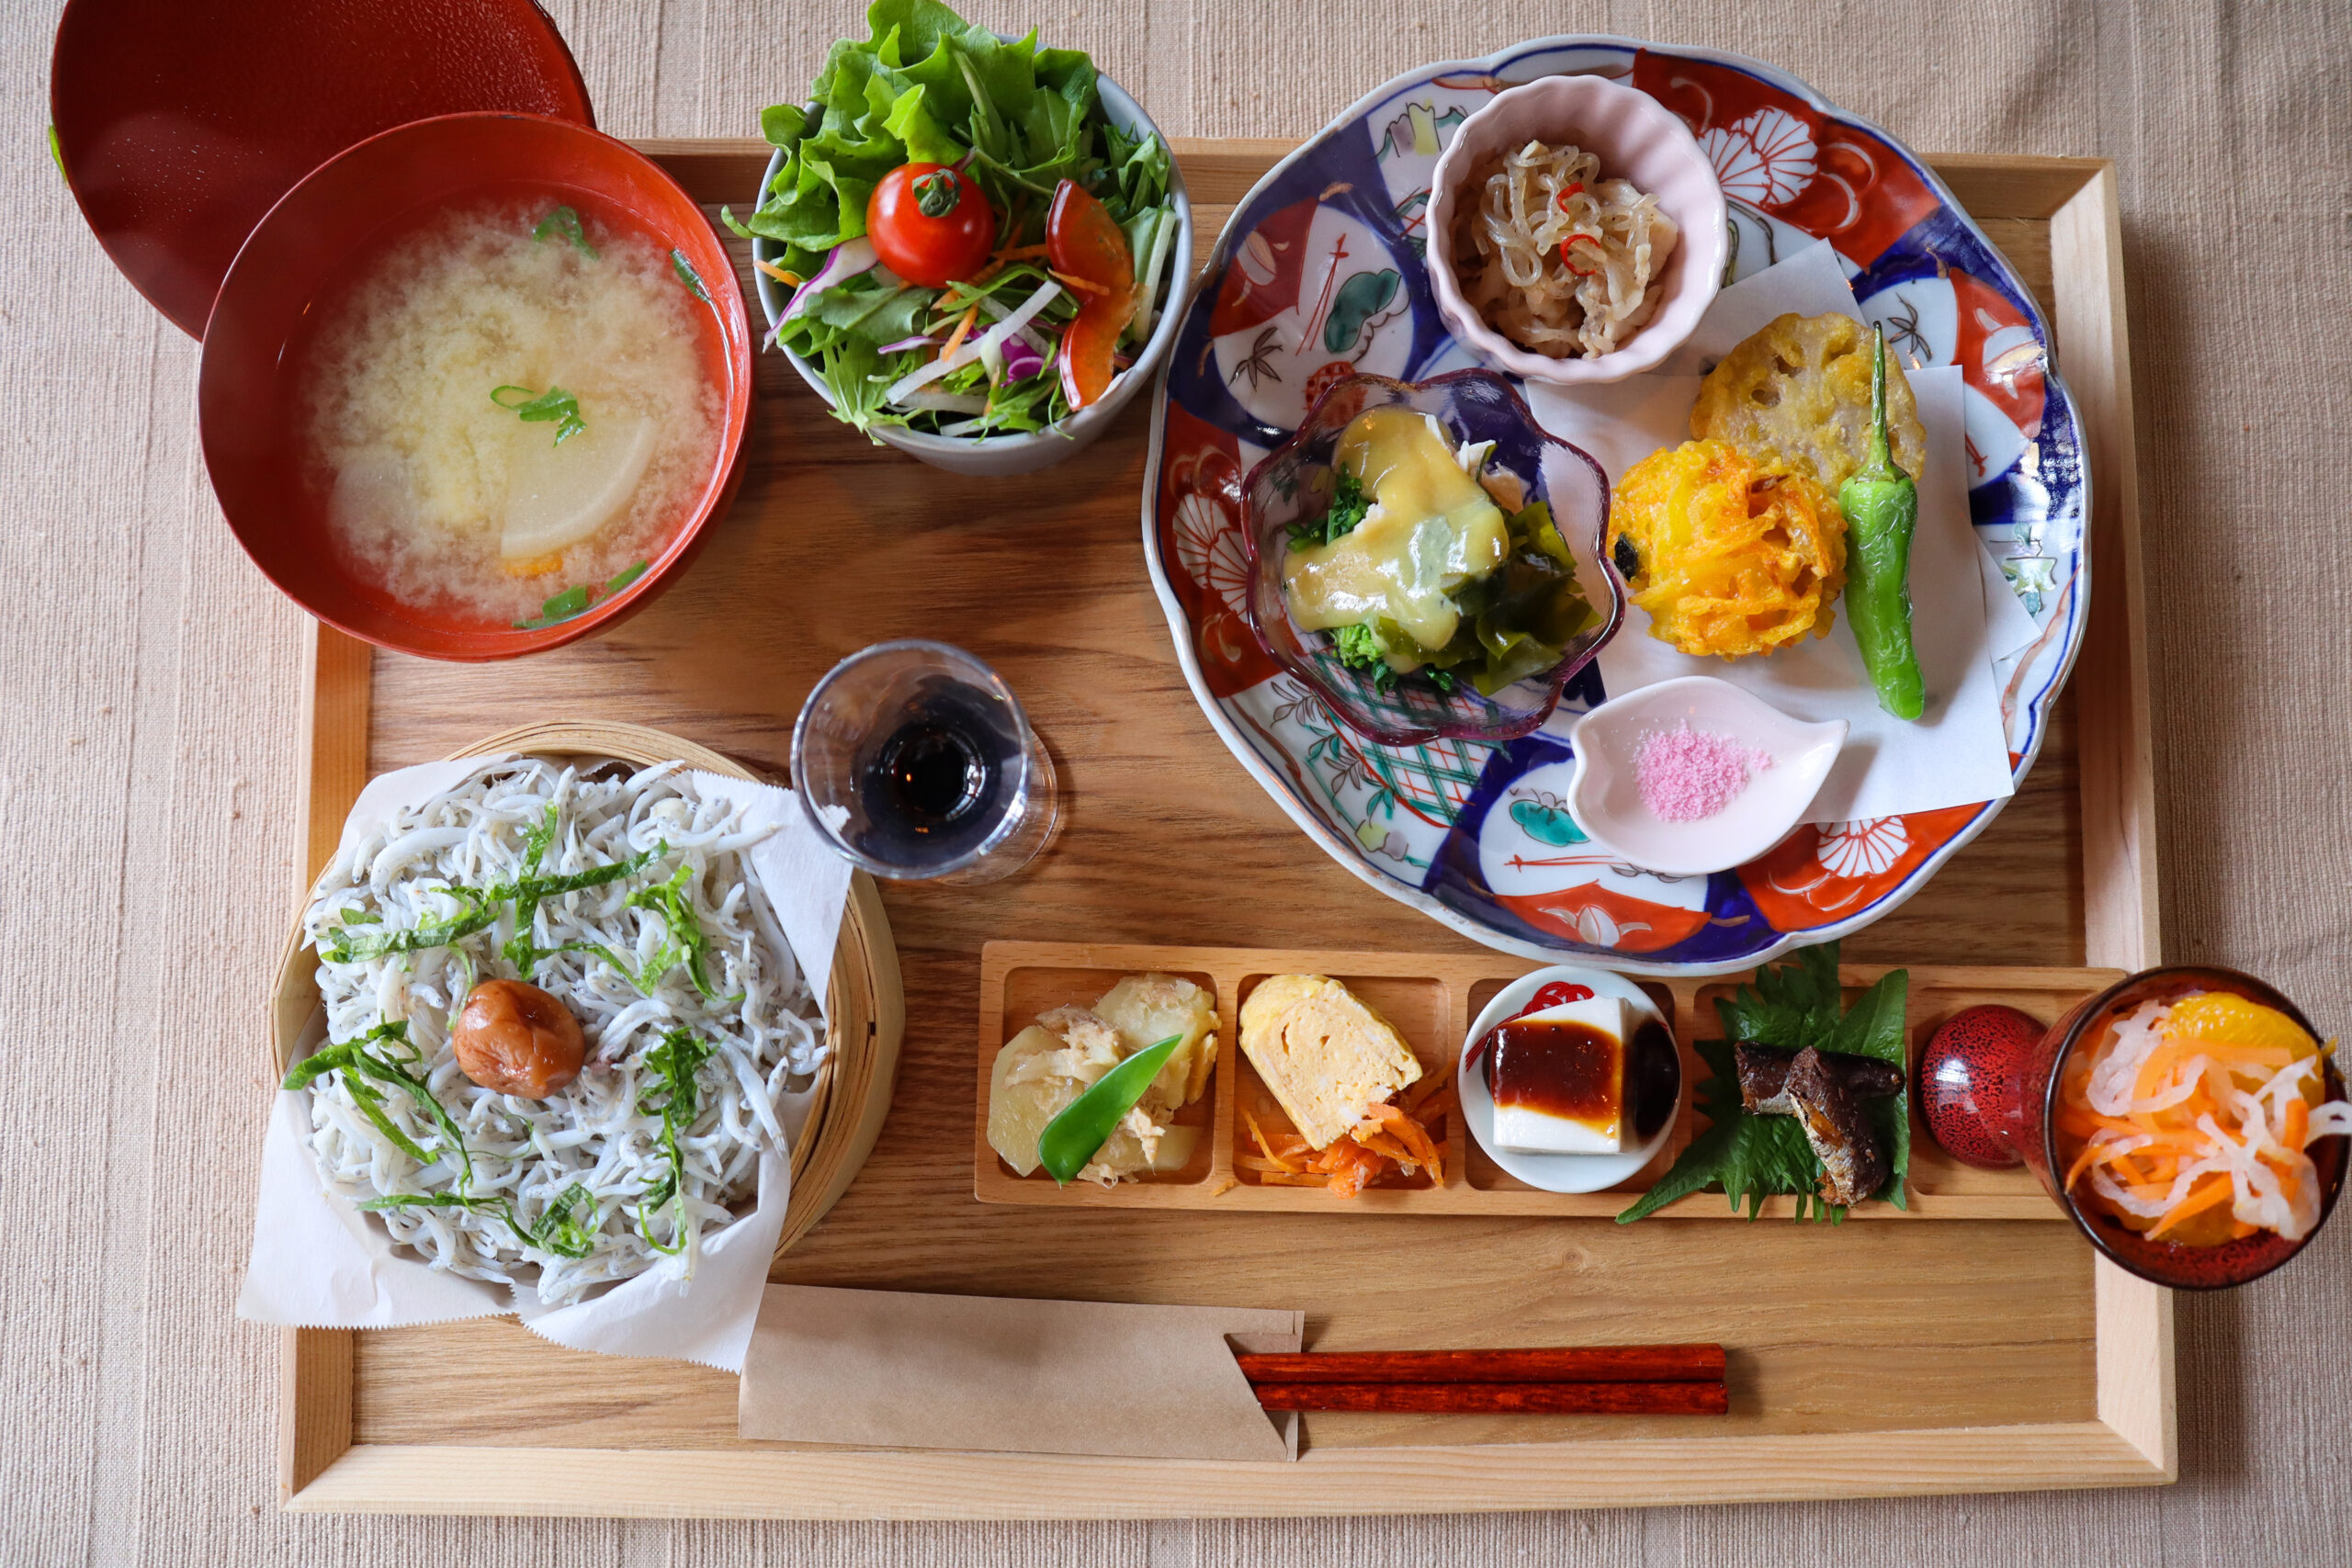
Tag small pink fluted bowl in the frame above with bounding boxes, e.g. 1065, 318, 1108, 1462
1427, 74, 1727, 386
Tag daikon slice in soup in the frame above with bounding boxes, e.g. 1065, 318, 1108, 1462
301, 200, 721, 625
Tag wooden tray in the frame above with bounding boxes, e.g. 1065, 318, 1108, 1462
274, 140, 2170, 1517
974, 942, 2122, 1218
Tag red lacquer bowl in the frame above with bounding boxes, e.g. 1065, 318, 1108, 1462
51, 0, 594, 338
197, 112, 753, 661
1920, 966, 2346, 1290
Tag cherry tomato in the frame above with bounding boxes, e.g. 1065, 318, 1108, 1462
865, 163, 995, 288
1046, 179, 1136, 411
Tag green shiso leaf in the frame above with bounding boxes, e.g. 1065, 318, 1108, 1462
283, 1021, 473, 1188
1616, 942, 1912, 1222
322, 891, 498, 963
532, 1183, 600, 1259
634, 1030, 716, 1254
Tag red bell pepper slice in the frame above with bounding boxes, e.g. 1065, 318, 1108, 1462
1046, 180, 1136, 411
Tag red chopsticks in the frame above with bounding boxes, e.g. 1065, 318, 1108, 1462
1239, 1344, 1728, 1416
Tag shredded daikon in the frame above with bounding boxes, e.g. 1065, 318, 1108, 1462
2061, 995, 2346, 1244
1452, 140, 1678, 359
883, 278, 1062, 404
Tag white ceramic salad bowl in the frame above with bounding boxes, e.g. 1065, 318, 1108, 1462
749, 72, 1193, 479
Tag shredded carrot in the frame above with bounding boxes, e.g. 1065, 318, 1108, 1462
2060, 990, 2344, 1246
937, 302, 980, 362
2147, 1175, 2233, 1239
752, 257, 803, 286
994, 243, 1050, 261
1050, 269, 1108, 296
1244, 1109, 1301, 1173
1400, 1059, 1454, 1114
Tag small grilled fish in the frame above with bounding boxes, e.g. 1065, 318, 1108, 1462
1780, 1046, 1890, 1206
1734, 1042, 1905, 1113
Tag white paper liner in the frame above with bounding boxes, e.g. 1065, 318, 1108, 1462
237, 752, 854, 1372
1528, 242, 2038, 823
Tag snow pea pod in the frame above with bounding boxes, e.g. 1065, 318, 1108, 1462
1838, 327, 1926, 720
1036, 1035, 1183, 1184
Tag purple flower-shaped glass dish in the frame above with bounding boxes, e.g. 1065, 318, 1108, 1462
1238, 370, 1623, 747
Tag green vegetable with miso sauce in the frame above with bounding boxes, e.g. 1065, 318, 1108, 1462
1838, 327, 1927, 720
1282, 405, 1596, 697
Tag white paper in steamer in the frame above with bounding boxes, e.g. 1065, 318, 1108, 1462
237, 753, 853, 1371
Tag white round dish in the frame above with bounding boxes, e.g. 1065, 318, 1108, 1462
1425, 73, 1726, 386
749, 73, 1193, 478
1566, 676, 1846, 877
1457, 964, 1679, 1194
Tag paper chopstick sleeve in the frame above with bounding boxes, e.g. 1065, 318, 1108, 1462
738, 1285, 1304, 1461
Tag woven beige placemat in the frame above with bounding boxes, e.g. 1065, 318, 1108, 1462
5, 1, 2344, 1562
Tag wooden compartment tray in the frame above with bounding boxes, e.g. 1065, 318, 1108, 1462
272, 139, 2170, 1517
976, 942, 2120, 1218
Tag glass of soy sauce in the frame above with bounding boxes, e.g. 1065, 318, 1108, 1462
791, 640, 1059, 883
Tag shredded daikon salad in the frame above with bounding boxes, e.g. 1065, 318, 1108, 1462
295, 758, 822, 1305
2059, 993, 2349, 1245
1453, 140, 1679, 359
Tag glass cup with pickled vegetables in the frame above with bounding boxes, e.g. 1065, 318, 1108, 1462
1918, 967, 2349, 1288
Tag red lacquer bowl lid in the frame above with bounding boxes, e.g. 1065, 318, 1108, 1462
50, 0, 593, 337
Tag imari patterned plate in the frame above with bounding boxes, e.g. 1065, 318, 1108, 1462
1141, 36, 2088, 976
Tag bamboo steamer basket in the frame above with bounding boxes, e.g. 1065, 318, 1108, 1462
268, 720, 904, 1258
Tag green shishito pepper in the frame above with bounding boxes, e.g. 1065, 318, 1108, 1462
1036, 1035, 1183, 1184
1838, 327, 1927, 720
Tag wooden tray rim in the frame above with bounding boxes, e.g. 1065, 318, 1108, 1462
277, 141, 2173, 1517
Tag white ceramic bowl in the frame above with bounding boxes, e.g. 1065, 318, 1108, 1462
1457, 964, 1680, 1194
1566, 676, 1846, 877
1426, 74, 1725, 386
749, 73, 1192, 478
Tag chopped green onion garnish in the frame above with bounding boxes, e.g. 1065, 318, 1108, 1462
490, 384, 586, 445
532, 205, 598, 258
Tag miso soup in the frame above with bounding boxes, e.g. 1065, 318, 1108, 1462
300, 201, 722, 625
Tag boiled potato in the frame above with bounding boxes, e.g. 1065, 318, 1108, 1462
986, 1025, 1088, 1177
1091, 973, 1219, 1109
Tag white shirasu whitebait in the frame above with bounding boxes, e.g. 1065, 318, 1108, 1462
297, 758, 824, 1305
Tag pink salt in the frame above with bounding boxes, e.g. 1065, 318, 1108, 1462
1634, 722, 1771, 822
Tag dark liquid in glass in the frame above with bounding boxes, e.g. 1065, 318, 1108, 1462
852, 678, 1022, 869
